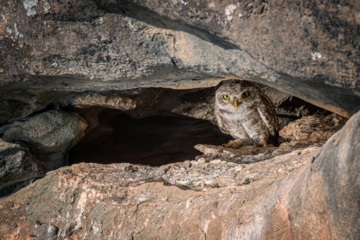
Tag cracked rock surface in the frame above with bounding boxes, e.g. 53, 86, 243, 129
0, 139, 44, 196
1, 0, 360, 118
0, 0, 359, 238
0, 110, 87, 172
0, 111, 358, 239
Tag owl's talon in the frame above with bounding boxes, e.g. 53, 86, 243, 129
225, 139, 244, 149
254, 140, 267, 147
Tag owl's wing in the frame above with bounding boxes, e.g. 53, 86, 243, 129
257, 95, 279, 137
215, 114, 230, 135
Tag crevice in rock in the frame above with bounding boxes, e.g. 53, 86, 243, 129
66, 84, 339, 167
69, 109, 232, 166
0, 83, 345, 197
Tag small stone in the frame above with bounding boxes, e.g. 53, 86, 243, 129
210, 159, 223, 164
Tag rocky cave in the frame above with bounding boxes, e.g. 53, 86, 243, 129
69, 109, 232, 166
0, 0, 359, 239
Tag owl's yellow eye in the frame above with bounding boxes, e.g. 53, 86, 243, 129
223, 95, 230, 100
241, 91, 249, 98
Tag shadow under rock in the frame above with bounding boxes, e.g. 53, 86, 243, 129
69, 110, 232, 166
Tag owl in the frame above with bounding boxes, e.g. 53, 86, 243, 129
214, 80, 279, 147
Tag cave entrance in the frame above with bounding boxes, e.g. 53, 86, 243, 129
69, 109, 232, 166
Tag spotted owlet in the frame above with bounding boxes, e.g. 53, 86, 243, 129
214, 80, 279, 147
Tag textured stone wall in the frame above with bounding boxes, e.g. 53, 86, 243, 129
0, 1, 359, 238
0, 111, 358, 239
1, 0, 360, 118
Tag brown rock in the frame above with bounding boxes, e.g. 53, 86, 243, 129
0, 0, 359, 238
279, 113, 347, 143
270, 109, 360, 239
71, 85, 329, 130
0, 0, 359, 119
0, 110, 358, 239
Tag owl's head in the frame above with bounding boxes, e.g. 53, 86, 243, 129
215, 80, 262, 109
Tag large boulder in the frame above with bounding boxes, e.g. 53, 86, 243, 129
0, 0, 358, 238
0, 110, 87, 171
0, 110, 358, 239
281, 109, 360, 239
0, 139, 44, 196
0, 0, 359, 119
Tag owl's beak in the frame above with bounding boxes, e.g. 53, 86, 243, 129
234, 100, 238, 108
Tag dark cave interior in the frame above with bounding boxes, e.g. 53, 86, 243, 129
69, 109, 232, 166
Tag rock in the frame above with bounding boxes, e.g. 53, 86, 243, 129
0, 110, 358, 239
0, 151, 314, 239
195, 144, 278, 163
0, 139, 44, 196
268, 109, 360, 239
161, 147, 319, 190
194, 143, 322, 164
30, 222, 59, 240
0, 87, 330, 187
70, 85, 331, 133
0, 0, 359, 119
71, 88, 219, 124
0, 78, 326, 129
0, 110, 87, 171
193, 113, 343, 163
125, 0, 360, 117
0, 1, 358, 238
279, 113, 347, 143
